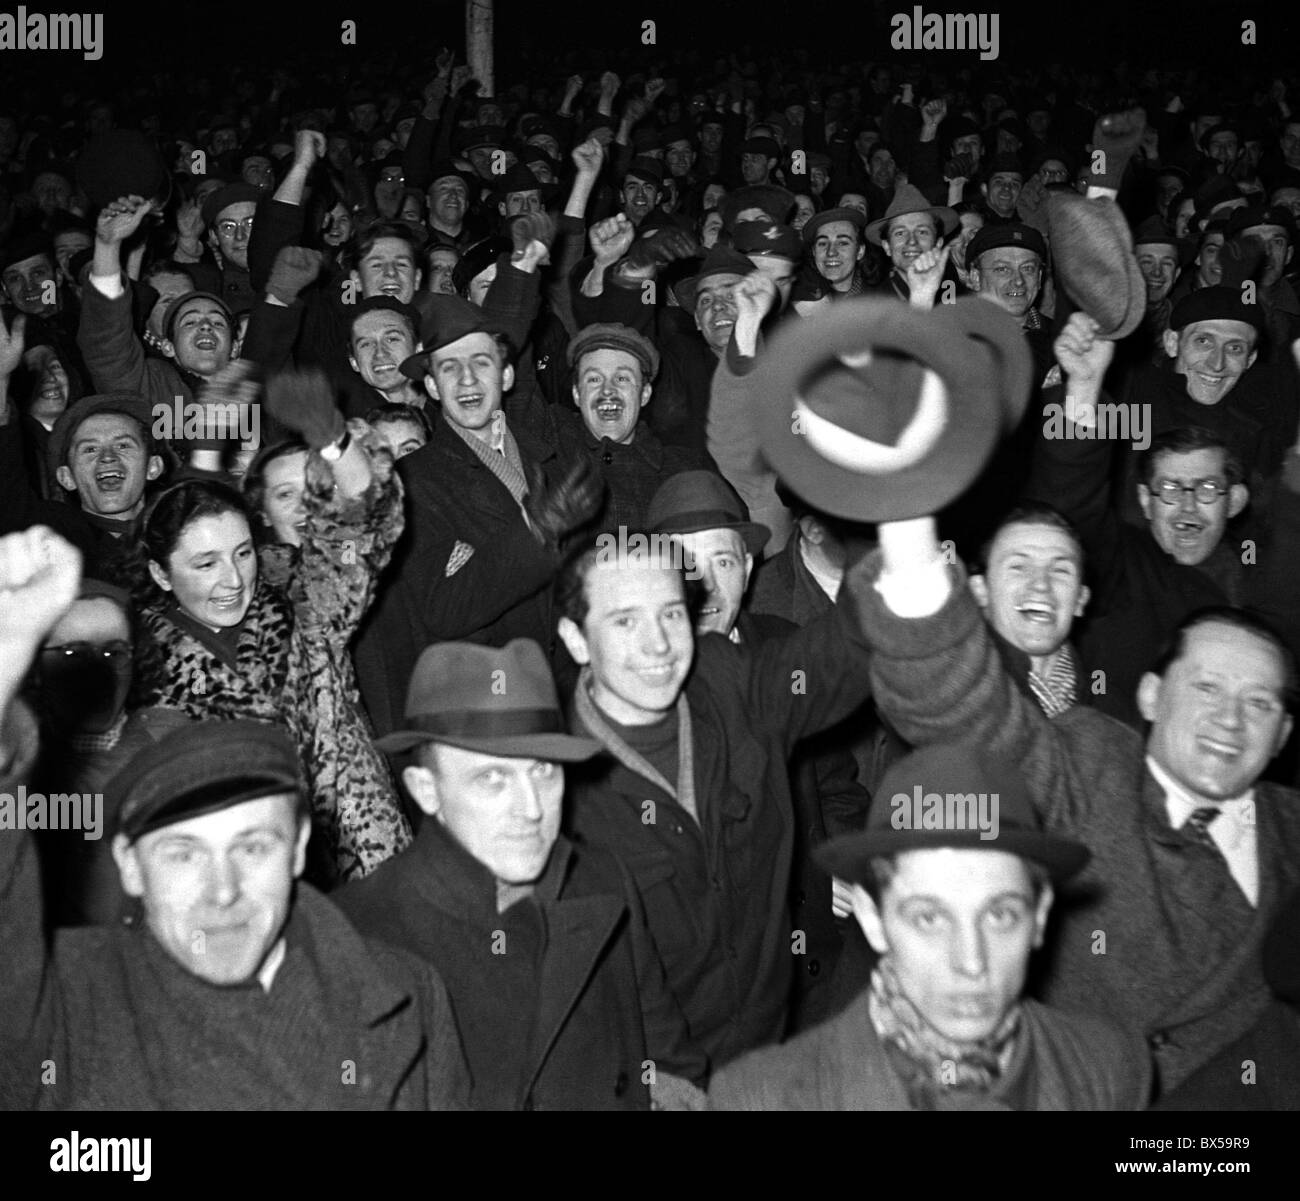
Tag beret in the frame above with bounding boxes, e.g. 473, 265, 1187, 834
566, 322, 661, 381
967, 222, 1047, 264
200, 181, 261, 228
1169, 285, 1268, 335
115, 719, 303, 842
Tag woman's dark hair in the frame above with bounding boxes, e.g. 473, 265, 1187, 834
126, 478, 253, 604
242, 438, 310, 530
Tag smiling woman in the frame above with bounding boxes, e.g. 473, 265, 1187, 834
119, 422, 413, 887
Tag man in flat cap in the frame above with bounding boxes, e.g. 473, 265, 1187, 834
0, 524, 469, 1110
554, 322, 712, 534
354, 295, 596, 737
709, 746, 1149, 1110
337, 639, 706, 1110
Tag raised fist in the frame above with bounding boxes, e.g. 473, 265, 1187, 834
589, 214, 635, 267
95, 195, 151, 245
571, 138, 605, 175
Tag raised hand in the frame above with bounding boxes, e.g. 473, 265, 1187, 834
906, 244, 951, 308
176, 197, 205, 241
96, 194, 152, 245
571, 138, 605, 176
265, 367, 345, 450
435, 47, 455, 77
267, 245, 325, 305
1053, 311, 1114, 393
293, 129, 326, 169
0, 313, 26, 379
732, 271, 778, 327
0, 526, 83, 675
922, 97, 947, 127
645, 77, 666, 105
599, 71, 621, 98
564, 73, 585, 99
589, 214, 635, 267
622, 96, 650, 126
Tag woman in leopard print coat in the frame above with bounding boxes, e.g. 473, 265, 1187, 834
129, 420, 411, 886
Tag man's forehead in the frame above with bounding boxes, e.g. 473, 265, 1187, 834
352, 311, 413, 339
434, 742, 554, 774
176, 299, 229, 323
887, 847, 1035, 896
1176, 623, 1286, 681
1136, 244, 1178, 259
888, 213, 937, 233
1151, 445, 1228, 476
1242, 223, 1289, 241
991, 522, 1079, 563
586, 556, 684, 606
215, 201, 257, 222
1181, 319, 1255, 342
50, 596, 131, 640
74, 412, 145, 442
433, 330, 497, 362
816, 221, 860, 242
676, 527, 746, 556
365, 238, 414, 260
696, 273, 744, 300
579, 346, 641, 374
980, 247, 1041, 268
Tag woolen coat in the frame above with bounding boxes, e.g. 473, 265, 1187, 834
336, 820, 706, 1109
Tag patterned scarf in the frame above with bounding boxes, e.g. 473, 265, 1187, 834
68, 709, 128, 753
1027, 643, 1079, 719
446, 412, 530, 511
868, 958, 1022, 1096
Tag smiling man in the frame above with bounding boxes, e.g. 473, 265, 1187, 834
802, 207, 869, 302
709, 746, 1147, 1110
557, 525, 878, 1068
556, 323, 711, 534
857, 454, 1300, 1098
353, 295, 595, 737
865, 185, 959, 302
0, 565, 470, 1117
969, 505, 1090, 717
346, 296, 425, 407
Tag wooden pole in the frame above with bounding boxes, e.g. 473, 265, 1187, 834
466, 0, 494, 98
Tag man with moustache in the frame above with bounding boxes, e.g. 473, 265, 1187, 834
553, 323, 711, 534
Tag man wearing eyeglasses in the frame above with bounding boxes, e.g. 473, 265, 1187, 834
172, 181, 260, 318
26, 578, 189, 925
1027, 310, 1300, 729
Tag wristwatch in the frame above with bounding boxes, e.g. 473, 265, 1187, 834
320, 427, 352, 463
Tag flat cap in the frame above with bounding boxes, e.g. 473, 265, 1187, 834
566, 322, 661, 380
115, 719, 303, 842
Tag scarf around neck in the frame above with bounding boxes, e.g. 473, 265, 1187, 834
573, 666, 698, 824
868, 957, 1022, 1098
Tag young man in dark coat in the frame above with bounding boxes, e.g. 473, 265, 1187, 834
555, 525, 877, 1068
353, 295, 596, 737
336, 639, 707, 1111
709, 746, 1150, 1111
0, 525, 469, 1111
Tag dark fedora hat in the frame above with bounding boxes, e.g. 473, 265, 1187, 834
672, 246, 754, 311
647, 469, 771, 557
1046, 192, 1146, 340
115, 719, 303, 843
398, 293, 507, 379
719, 183, 796, 232
753, 296, 1031, 523
864, 183, 960, 247
814, 744, 1090, 885
376, 639, 603, 760
76, 130, 172, 210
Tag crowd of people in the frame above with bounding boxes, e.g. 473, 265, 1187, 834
3, 36, 1300, 1112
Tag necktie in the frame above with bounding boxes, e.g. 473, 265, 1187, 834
1183, 805, 1223, 852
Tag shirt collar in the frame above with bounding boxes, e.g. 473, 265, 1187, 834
1146, 753, 1255, 848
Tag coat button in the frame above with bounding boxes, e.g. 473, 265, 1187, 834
614, 1071, 629, 1097
1149, 1030, 1170, 1049
795, 889, 807, 905
808, 959, 821, 977
602, 451, 613, 464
